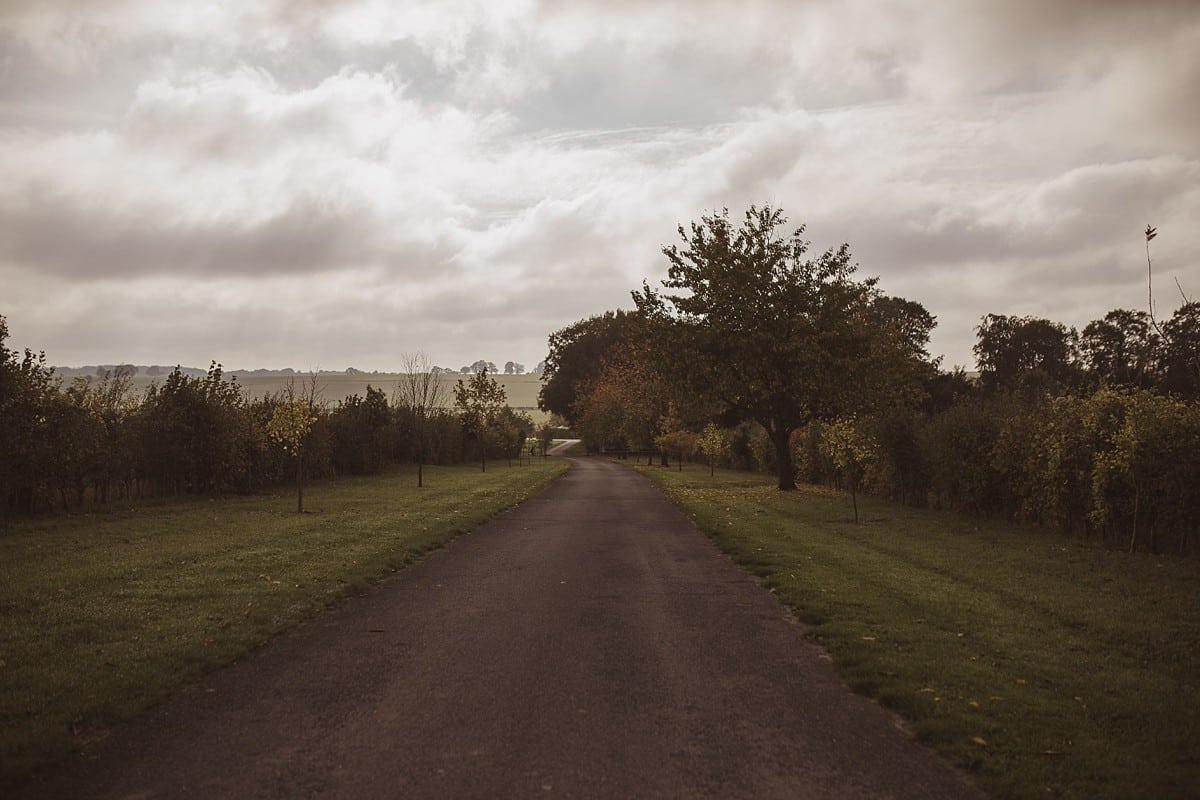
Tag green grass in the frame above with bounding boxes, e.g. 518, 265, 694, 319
637, 464, 1200, 800
0, 459, 567, 786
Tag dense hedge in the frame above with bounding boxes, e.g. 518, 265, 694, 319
0, 317, 534, 517
781, 389, 1200, 555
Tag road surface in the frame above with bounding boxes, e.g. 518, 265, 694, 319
19, 454, 983, 799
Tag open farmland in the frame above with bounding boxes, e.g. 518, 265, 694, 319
123, 372, 546, 416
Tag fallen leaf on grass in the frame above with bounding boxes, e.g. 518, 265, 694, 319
242, 602, 253, 617
970, 736, 989, 747
861, 636, 877, 641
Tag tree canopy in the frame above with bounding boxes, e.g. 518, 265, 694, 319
634, 205, 931, 490
537, 309, 641, 425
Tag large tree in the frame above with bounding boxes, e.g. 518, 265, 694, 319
973, 314, 1080, 394
538, 309, 641, 425
634, 205, 924, 490
1160, 301, 1200, 400
1079, 309, 1159, 390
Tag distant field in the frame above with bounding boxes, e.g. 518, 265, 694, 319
124, 373, 546, 413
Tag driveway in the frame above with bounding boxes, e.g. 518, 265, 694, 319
19, 455, 983, 799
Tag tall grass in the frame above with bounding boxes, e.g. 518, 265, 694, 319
639, 464, 1200, 800
0, 460, 567, 785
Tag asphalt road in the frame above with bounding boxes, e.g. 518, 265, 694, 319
21, 454, 984, 799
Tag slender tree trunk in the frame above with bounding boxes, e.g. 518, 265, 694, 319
296, 453, 304, 514
418, 459, 423, 488
1129, 483, 1139, 554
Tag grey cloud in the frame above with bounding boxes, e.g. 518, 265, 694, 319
4, 0, 1199, 374
2, 190, 393, 279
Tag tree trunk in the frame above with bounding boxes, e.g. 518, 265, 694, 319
296, 454, 304, 514
769, 424, 796, 491
1129, 483, 1139, 554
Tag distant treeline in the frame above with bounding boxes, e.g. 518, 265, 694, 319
0, 315, 550, 517
538, 205, 1200, 556
53, 360, 547, 379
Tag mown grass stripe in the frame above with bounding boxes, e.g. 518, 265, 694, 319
641, 464, 1200, 800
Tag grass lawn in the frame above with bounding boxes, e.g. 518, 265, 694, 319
638, 464, 1200, 800
0, 459, 567, 787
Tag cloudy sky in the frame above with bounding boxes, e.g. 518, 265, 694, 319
2, 0, 1198, 373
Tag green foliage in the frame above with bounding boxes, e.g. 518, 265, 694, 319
820, 417, 878, 486
868, 410, 930, 506
974, 313, 1082, 396
1160, 301, 1200, 399
653, 405, 697, 470
695, 423, 729, 475
919, 398, 1009, 517
790, 422, 829, 484
491, 405, 535, 464
0, 320, 60, 514
818, 417, 879, 522
327, 385, 392, 475
635, 204, 930, 490
788, 387, 1200, 556
455, 368, 519, 470
454, 368, 507, 430
1089, 390, 1200, 553
1079, 309, 1158, 390
538, 310, 640, 424
267, 401, 318, 457
135, 363, 249, 496
0, 316, 520, 517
